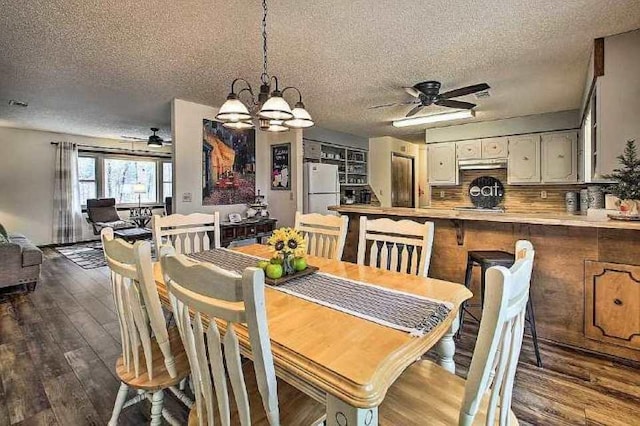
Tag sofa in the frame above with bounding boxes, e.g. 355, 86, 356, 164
0, 225, 43, 292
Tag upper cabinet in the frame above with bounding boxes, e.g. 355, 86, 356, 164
508, 135, 541, 184
541, 131, 578, 183
481, 137, 508, 159
428, 142, 458, 185
456, 140, 481, 160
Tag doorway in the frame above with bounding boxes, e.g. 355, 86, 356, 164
391, 153, 415, 208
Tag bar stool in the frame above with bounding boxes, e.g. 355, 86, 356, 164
459, 250, 543, 367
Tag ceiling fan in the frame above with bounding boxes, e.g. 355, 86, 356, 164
369, 81, 490, 117
121, 127, 171, 147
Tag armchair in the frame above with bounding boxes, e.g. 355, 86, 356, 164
86, 198, 136, 235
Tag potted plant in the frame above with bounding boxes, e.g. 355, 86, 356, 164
261, 227, 307, 279
605, 139, 640, 215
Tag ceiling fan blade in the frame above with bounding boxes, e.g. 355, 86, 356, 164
368, 102, 399, 110
406, 105, 424, 117
435, 99, 477, 109
439, 83, 490, 99
403, 86, 422, 98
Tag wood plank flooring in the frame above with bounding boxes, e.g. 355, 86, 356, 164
0, 248, 639, 425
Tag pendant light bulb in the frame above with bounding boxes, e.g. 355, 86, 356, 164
284, 101, 314, 128
258, 90, 294, 120
216, 93, 252, 122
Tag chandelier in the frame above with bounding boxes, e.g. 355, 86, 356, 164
216, 0, 314, 132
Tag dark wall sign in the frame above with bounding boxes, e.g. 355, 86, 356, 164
468, 176, 504, 208
271, 143, 291, 190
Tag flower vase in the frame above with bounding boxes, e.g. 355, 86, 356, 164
282, 253, 296, 276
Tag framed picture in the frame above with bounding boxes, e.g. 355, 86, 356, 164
202, 119, 256, 205
271, 143, 291, 190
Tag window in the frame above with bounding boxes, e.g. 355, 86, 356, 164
78, 156, 97, 205
104, 158, 157, 204
162, 162, 173, 198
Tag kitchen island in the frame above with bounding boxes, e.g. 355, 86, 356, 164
330, 205, 640, 362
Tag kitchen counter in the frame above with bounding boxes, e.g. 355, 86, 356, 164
329, 205, 640, 230
330, 204, 640, 362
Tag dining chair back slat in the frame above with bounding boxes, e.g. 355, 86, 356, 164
295, 212, 348, 261
460, 240, 534, 425
357, 216, 435, 277
101, 228, 177, 381
152, 212, 220, 256
161, 248, 279, 425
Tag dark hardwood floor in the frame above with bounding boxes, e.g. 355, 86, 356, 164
1, 248, 639, 425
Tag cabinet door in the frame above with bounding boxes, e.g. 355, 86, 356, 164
303, 140, 322, 160
481, 137, 508, 159
507, 135, 541, 184
585, 261, 640, 350
428, 143, 458, 185
456, 140, 481, 160
541, 131, 578, 183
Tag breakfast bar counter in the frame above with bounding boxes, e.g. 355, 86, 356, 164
330, 205, 640, 363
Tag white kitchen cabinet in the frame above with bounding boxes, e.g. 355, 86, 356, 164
541, 131, 578, 183
456, 140, 481, 160
481, 137, 508, 159
428, 142, 458, 185
508, 135, 541, 184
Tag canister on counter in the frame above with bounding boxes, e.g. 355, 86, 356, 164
580, 189, 589, 214
587, 186, 604, 209
566, 192, 578, 214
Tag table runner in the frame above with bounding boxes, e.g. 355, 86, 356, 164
188, 248, 453, 337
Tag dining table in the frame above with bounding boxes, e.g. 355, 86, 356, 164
153, 244, 472, 425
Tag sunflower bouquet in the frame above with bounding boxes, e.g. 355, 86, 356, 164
263, 227, 307, 277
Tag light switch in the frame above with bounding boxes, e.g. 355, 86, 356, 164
440, 191, 445, 198
540, 190, 547, 199
182, 192, 193, 203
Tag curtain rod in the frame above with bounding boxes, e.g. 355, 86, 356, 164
50, 141, 171, 158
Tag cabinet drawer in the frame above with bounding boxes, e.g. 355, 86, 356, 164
585, 261, 640, 350
481, 137, 508, 159
456, 140, 481, 160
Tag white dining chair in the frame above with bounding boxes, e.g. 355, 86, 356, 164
101, 228, 191, 426
294, 211, 349, 260
160, 246, 325, 425
357, 216, 435, 277
152, 212, 221, 255
379, 240, 535, 425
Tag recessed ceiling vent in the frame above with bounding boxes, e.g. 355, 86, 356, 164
475, 90, 490, 99
8, 99, 28, 107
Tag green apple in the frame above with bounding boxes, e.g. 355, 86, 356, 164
265, 263, 283, 280
257, 260, 270, 270
293, 257, 307, 272
270, 256, 283, 265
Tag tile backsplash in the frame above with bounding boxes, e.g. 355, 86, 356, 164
429, 169, 594, 213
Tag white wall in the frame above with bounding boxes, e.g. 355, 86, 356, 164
424, 110, 580, 143
598, 29, 640, 176
368, 136, 420, 207
171, 98, 303, 228
0, 126, 170, 245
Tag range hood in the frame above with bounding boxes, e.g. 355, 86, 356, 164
458, 158, 507, 170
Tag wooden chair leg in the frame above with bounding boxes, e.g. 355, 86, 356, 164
526, 296, 543, 368
150, 390, 165, 426
108, 382, 129, 426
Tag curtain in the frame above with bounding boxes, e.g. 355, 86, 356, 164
53, 142, 83, 243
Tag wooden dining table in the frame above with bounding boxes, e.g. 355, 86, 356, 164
153, 244, 471, 425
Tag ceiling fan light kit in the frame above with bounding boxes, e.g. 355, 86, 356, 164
216, 0, 314, 132
147, 127, 164, 147
392, 109, 475, 127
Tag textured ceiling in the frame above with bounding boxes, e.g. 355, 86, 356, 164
1, 0, 640, 143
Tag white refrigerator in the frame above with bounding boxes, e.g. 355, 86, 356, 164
303, 163, 340, 215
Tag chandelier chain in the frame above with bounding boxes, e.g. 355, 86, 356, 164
261, 0, 268, 84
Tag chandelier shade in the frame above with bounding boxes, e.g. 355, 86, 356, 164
215, 96, 252, 122
258, 92, 294, 120
285, 102, 314, 128
223, 120, 254, 130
